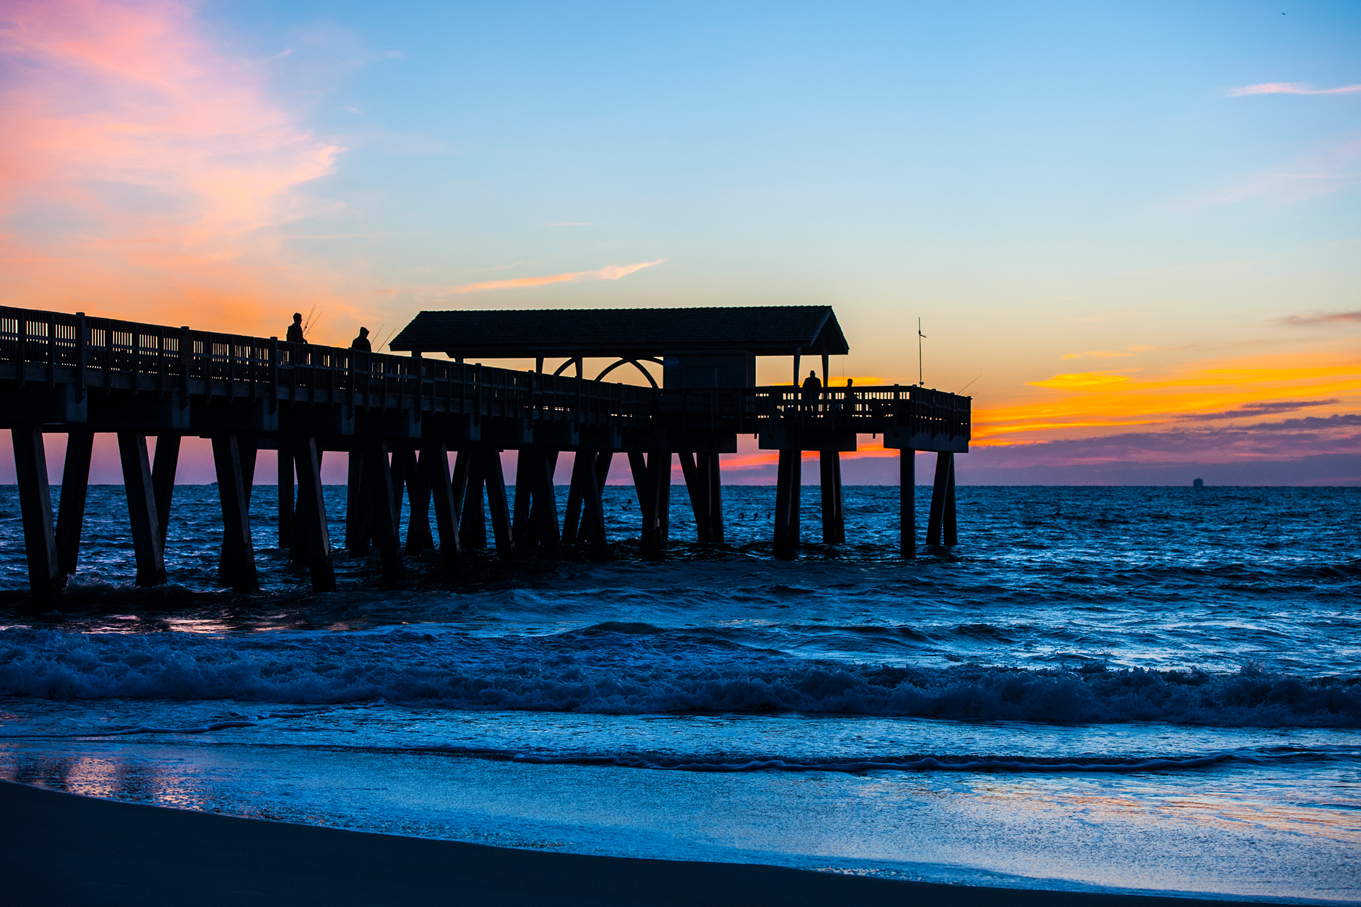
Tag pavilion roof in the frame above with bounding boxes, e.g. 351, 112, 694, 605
389, 305, 849, 359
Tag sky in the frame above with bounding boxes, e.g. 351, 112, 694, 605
1, 0, 1358, 485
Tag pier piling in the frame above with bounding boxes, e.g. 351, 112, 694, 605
773, 448, 801, 560
579, 450, 609, 560
512, 448, 536, 549
55, 429, 94, 579
216, 437, 256, 585
291, 437, 336, 592
422, 442, 462, 573
278, 448, 295, 551
402, 449, 434, 554
344, 448, 367, 556
12, 426, 61, 609
629, 450, 671, 557
117, 432, 166, 587
926, 451, 954, 549
365, 442, 405, 585
899, 450, 916, 559
943, 453, 957, 547
483, 449, 516, 558
152, 435, 180, 549
819, 450, 844, 545
679, 452, 712, 544
458, 449, 487, 551
529, 449, 561, 558
211, 434, 259, 593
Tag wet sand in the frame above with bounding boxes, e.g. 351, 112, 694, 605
0, 780, 1285, 906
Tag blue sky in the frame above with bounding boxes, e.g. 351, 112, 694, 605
2, 0, 1358, 482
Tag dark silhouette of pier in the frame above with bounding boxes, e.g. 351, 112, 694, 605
1, 305, 969, 610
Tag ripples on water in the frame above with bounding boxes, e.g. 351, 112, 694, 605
0, 484, 1358, 899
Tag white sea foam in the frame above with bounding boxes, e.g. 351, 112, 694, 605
1, 627, 1356, 727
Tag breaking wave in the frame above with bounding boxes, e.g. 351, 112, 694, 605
2, 627, 1357, 728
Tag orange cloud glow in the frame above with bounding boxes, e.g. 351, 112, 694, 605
0, 0, 358, 338
975, 353, 1361, 446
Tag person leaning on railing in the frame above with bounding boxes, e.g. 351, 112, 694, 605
800, 370, 821, 413
286, 312, 308, 365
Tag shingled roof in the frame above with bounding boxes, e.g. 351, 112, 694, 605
389, 306, 849, 359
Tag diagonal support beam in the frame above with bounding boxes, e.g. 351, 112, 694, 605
55, 429, 94, 580
292, 437, 336, 592
364, 441, 405, 585
424, 443, 462, 574
117, 432, 166, 587
211, 434, 259, 593
152, 435, 180, 550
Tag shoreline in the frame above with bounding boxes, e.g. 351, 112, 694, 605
0, 780, 1305, 907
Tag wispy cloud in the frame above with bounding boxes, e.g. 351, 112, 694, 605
1189, 138, 1361, 207
959, 414, 1361, 485
0, 0, 358, 337
973, 414, 1361, 465
1028, 372, 1133, 390
1228, 82, 1361, 97
1280, 309, 1361, 326
1177, 399, 1339, 421
443, 260, 665, 294
1060, 350, 1132, 360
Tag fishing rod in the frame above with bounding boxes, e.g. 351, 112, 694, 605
303, 304, 323, 337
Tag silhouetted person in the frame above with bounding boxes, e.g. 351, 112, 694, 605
841, 378, 855, 415
351, 327, 371, 352
801, 369, 821, 410
286, 313, 307, 344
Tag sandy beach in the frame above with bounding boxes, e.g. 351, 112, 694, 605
1, 780, 1289, 907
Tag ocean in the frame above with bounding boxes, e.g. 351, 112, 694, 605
1, 482, 1358, 902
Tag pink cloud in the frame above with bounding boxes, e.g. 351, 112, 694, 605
1191, 138, 1361, 206
0, 0, 358, 338
1228, 82, 1361, 97
441, 260, 666, 295
1280, 309, 1361, 326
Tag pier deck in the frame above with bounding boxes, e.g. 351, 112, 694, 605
2, 306, 969, 609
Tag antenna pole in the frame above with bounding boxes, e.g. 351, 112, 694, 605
917, 318, 926, 386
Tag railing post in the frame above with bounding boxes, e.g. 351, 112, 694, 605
47, 315, 56, 387
75, 313, 87, 402
16, 310, 26, 388
269, 337, 279, 412
180, 327, 191, 400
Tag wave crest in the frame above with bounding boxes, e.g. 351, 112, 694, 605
1, 628, 1357, 727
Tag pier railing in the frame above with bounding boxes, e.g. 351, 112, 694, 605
0, 307, 655, 427
0, 306, 969, 443
657, 385, 971, 443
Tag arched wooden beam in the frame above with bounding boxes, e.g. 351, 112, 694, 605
552, 357, 582, 377
595, 357, 662, 389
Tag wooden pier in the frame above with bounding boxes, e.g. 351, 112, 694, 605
1, 305, 969, 610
